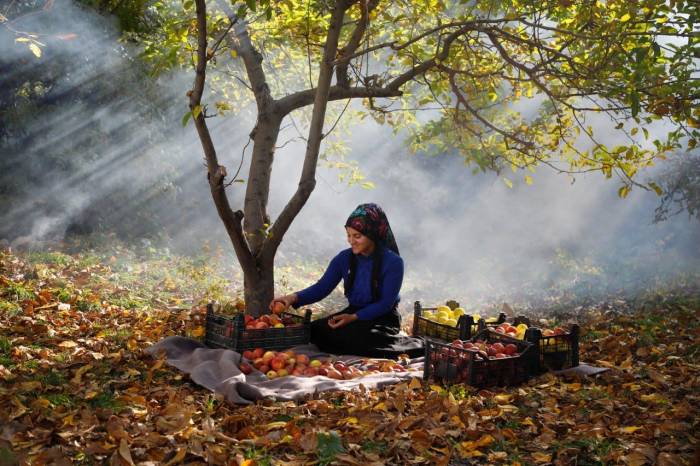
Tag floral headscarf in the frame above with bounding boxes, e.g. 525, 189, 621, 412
345, 203, 399, 255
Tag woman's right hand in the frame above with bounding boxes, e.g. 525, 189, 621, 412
269, 294, 297, 313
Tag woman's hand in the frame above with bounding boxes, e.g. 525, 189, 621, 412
269, 294, 297, 313
328, 313, 358, 329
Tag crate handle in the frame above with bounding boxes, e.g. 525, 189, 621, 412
413, 301, 422, 337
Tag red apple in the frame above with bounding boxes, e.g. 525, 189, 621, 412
271, 357, 286, 371
504, 343, 517, 355
326, 368, 343, 379
242, 350, 255, 360
239, 362, 253, 374
253, 357, 265, 369
272, 301, 286, 314
291, 367, 304, 376
258, 364, 270, 374
252, 348, 265, 359
296, 354, 310, 365
304, 367, 318, 377
333, 362, 347, 371
553, 327, 566, 336
255, 321, 269, 329
244, 315, 254, 325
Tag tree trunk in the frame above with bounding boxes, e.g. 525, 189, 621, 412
242, 113, 282, 316
242, 254, 275, 316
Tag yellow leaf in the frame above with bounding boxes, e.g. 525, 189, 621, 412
620, 13, 631, 22
265, 421, 287, 431
339, 417, 358, 425
494, 394, 512, 404
230, 49, 238, 58
503, 178, 513, 189
620, 426, 643, 434
191, 326, 205, 337
532, 452, 552, 463
409, 377, 422, 390
29, 43, 42, 57
59, 340, 78, 348
71, 364, 92, 385
430, 385, 445, 394
474, 434, 494, 448
119, 438, 135, 466
524, 175, 533, 185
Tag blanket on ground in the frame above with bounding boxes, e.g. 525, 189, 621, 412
146, 337, 424, 405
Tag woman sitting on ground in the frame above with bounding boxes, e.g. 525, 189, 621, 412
270, 203, 423, 358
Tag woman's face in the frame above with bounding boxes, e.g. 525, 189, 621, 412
346, 226, 375, 256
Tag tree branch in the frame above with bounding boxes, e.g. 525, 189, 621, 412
265, 0, 353, 257
335, 0, 378, 88
191, 0, 254, 271
227, 19, 273, 112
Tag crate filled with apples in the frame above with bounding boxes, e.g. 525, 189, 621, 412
423, 329, 537, 387
205, 302, 312, 352
238, 348, 410, 380
525, 324, 580, 372
412, 300, 508, 342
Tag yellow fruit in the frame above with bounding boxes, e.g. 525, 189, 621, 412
472, 314, 481, 322
445, 318, 457, 327
423, 311, 435, 320
436, 311, 450, 321
436, 305, 451, 314
453, 307, 465, 317
516, 323, 529, 332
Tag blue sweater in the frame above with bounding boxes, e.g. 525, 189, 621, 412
294, 248, 403, 320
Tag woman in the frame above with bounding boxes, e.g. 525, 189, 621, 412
270, 203, 424, 358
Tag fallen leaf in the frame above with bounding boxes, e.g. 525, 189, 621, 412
118, 438, 135, 466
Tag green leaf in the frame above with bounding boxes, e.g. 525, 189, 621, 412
618, 185, 631, 198
317, 431, 345, 465
630, 92, 640, 117
361, 181, 375, 189
648, 182, 663, 196
181, 111, 192, 127
245, 0, 256, 12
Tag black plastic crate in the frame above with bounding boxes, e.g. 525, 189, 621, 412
205, 303, 312, 352
413, 301, 507, 342
525, 324, 580, 372
475, 315, 531, 337
423, 329, 536, 388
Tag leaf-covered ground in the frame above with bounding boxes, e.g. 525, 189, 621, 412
0, 247, 698, 465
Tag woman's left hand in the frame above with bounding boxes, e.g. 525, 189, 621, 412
328, 313, 358, 329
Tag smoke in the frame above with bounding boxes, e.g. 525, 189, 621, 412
1, 1, 698, 310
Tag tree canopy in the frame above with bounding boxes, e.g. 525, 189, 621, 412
140, 0, 698, 190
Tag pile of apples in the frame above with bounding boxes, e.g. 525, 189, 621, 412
445, 339, 522, 360
243, 313, 300, 330
239, 348, 408, 379
493, 322, 529, 339
541, 327, 568, 337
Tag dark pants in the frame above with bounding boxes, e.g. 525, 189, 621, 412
310, 306, 424, 358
